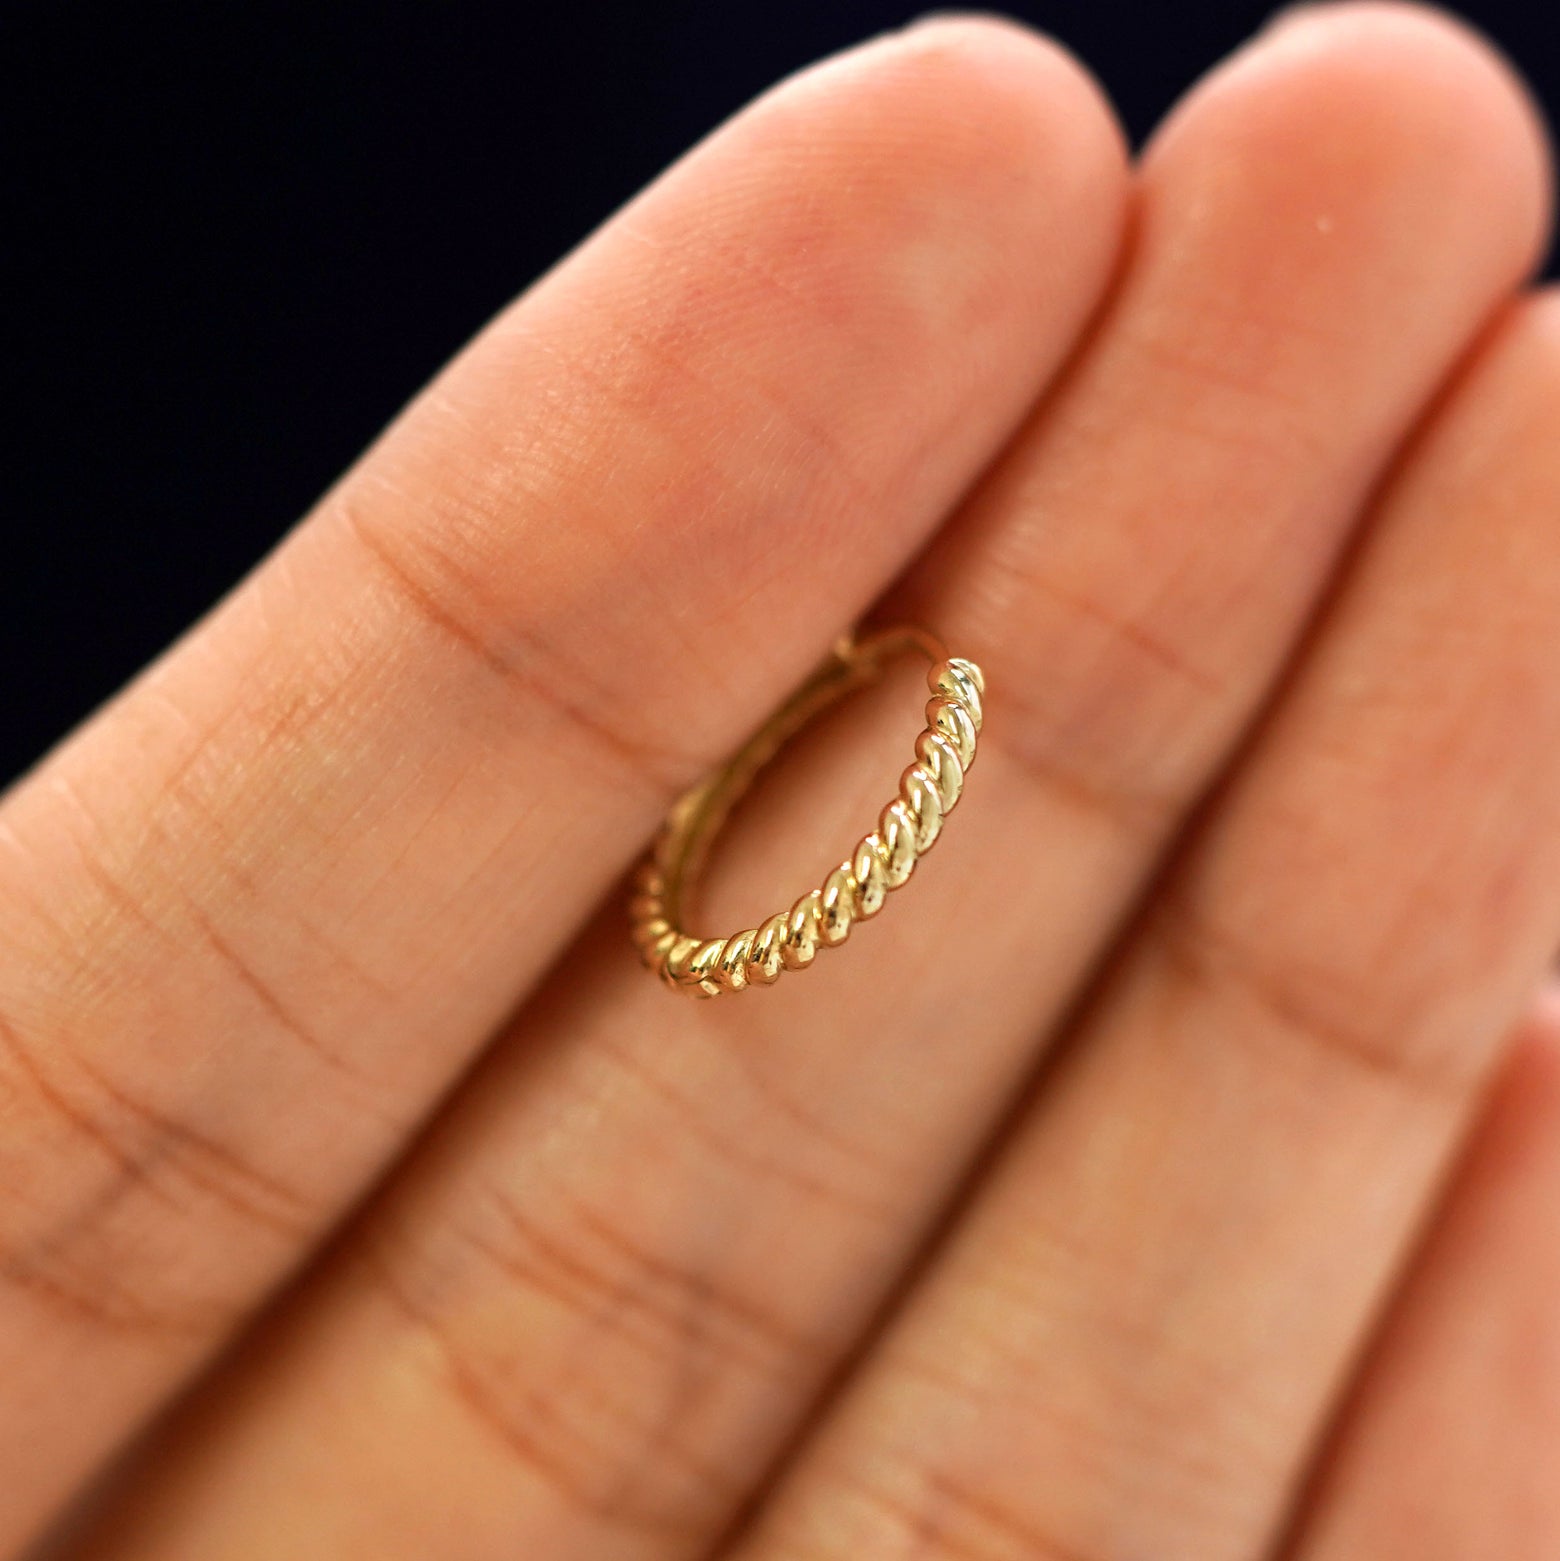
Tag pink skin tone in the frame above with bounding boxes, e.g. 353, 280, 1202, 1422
4, 7, 1560, 1559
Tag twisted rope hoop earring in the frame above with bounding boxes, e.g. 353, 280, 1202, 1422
629, 626, 984, 997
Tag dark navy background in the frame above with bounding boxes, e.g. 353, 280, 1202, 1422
4, 2, 1556, 783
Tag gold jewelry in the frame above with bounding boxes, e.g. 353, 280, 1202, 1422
629, 626, 983, 996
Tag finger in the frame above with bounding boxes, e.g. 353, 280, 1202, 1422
729, 288, 1560, 1561
56, 8, 1553, 1560
0, 18, 1129, 1550
1286, 985, 1560, 1560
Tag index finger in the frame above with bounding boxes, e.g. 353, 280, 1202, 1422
0, 17, 1128, 1551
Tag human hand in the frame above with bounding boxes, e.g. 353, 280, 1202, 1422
6, 7, 1560, 1557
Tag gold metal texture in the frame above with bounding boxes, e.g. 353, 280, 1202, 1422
629, 627, 983, 997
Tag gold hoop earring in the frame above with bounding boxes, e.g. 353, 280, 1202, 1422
629, 626, 983, 997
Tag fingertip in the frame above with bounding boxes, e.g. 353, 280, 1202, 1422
1514, 977, 1560, 1055
889, 4, 1125, 158
1152, 0, 1554, 289
584, 10, 1133, 583
1388, 283, 1560, 521
1459, 979, 1560, 1197
752, 12, 1132, 280
1268, 3, 1553, 196
1508, 282, 1560, 363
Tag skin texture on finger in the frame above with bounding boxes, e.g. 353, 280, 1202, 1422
0, 19, 1131, 1552
729, 291, 1560, 1561
1286, 986, 1560, 1560
53, 9, 1555, 1561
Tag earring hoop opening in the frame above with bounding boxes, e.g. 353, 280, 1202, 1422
628, 625, 984, 997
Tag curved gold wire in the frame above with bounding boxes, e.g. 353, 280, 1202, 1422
628, 626, 984, 996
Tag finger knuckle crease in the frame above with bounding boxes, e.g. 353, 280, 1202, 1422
363, 1232, 735, 1539
1152, 890, 1477, 1099
594, 1032, 896, 1220
826, 1458, 1106, 1561
333, 489, 694, 792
